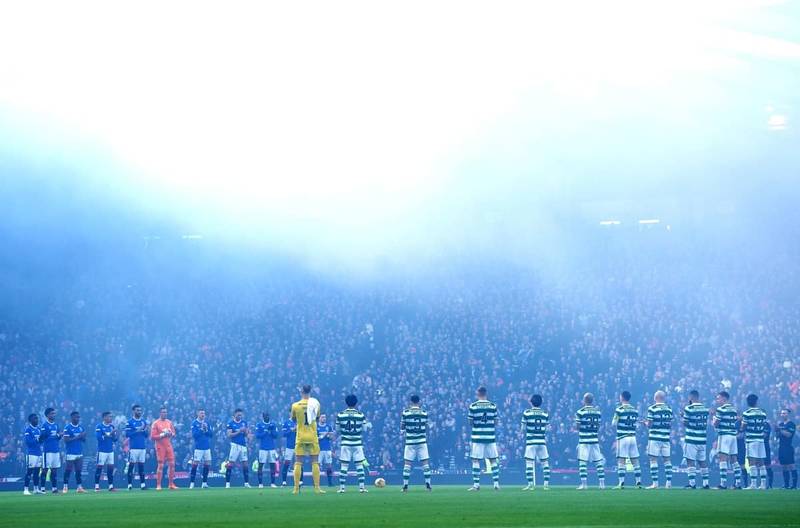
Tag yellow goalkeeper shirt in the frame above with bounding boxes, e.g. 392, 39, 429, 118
291, 399, 319, 445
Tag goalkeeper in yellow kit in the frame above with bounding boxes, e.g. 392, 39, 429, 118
290, 385, 325, 494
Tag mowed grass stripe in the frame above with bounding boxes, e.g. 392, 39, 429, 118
0, 486, 797, 528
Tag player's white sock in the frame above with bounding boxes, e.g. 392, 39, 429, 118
471, 461, 481, 488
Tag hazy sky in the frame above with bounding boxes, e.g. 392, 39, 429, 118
1, 1, 798, 273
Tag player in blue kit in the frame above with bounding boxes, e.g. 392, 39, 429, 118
41, 407, 62, 493
190, 408, 213, 489
23, 413, 44, 495
255, 412, 279, 488
225, 409, 251, 488
318, 414, 335, 487
124, 404, 148, 490
281, 418, 298, 486
63, 411, 87, 493
95, 411, 118, 492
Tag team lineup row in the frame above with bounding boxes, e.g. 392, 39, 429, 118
19, 385, 799, 496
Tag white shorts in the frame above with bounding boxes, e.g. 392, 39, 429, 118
97, 452, 114, 466
616, 437, 639, 459
524, 444, 549, 462
44, 452, 61, 469
319, 450, 333, 465
128, 449, 146, 464
339, 445, 365, 463
228, 443, 248, 463
404, 443, 430, 462
65, 454, 83, 462
647, 440, 671, 458
577, 443, 604, 463
684, 443, 707, 462
26, 455, 43, 468
470, 442, 499, 460
717, 435, 738, 456
258, 449, 278, 464
193, 449, 212, 463
746, 441, 766, 459
283, 448, 294, 462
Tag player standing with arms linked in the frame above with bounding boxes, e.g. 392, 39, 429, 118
63, 411, 87, 493
777, 408, 797, 489
280, 417, 297, 486
521, 394, 550, 490
291, 385, 325, 494
255, 411, 279, 488
467, 387, 500, 491
150, 406, 178, 490
94, 411, 117, 492
336, 394, 369, 493
644, 390, 673, 489
317, 414, 335, 487
681, 390, 710, 489
41, 407, 62, 494
741, 394, 768, 489
226, 408, 251, 488
401, 394, 432, 492
713, 390, 741, 489
23, 413, 44, 495
124, 404, 148, 490
575, 393, 605, 490
189, 408, 213, 489
612, 391, 641, 489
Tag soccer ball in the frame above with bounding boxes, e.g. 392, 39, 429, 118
374, 477, 386, 488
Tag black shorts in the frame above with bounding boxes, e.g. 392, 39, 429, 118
778, 446, 795, 465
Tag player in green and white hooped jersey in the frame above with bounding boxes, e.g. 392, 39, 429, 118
575, 393, 605, 490
712, 390, 741, 489
612, 391, 641, 489
467, 387, 500, 491
741, 393, 768, 490
681, 390, 710, 489
521, 394, 550, 490
336, 394, 370, 493
644, 390, 673, 489
401, 394, 432, 492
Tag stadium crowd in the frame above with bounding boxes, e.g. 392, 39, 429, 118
1, 244, 798, 480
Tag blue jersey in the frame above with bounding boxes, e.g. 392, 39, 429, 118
41, 420, 61, 453
95, 423, 117, 453
63, 423, 86, 456
282, 420, 297, 447
191, 419, 213, 450
125, 418, 148, 450
24, 425, 43, 456
317, 423, 333, 451
227, 419, 248, 447
255, 420, 278, 450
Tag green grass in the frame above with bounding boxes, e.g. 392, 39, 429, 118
1, 485, 798, 528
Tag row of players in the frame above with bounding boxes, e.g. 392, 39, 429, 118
20, 386, 799, 495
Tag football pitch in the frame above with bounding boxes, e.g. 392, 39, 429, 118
1, 486, 798, 528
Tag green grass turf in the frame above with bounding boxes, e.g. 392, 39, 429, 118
1, 485, 798, 528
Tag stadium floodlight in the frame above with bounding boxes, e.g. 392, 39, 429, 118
638, 219, 661, 225
599, 220, 621, 226
768, 114, 788, 131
